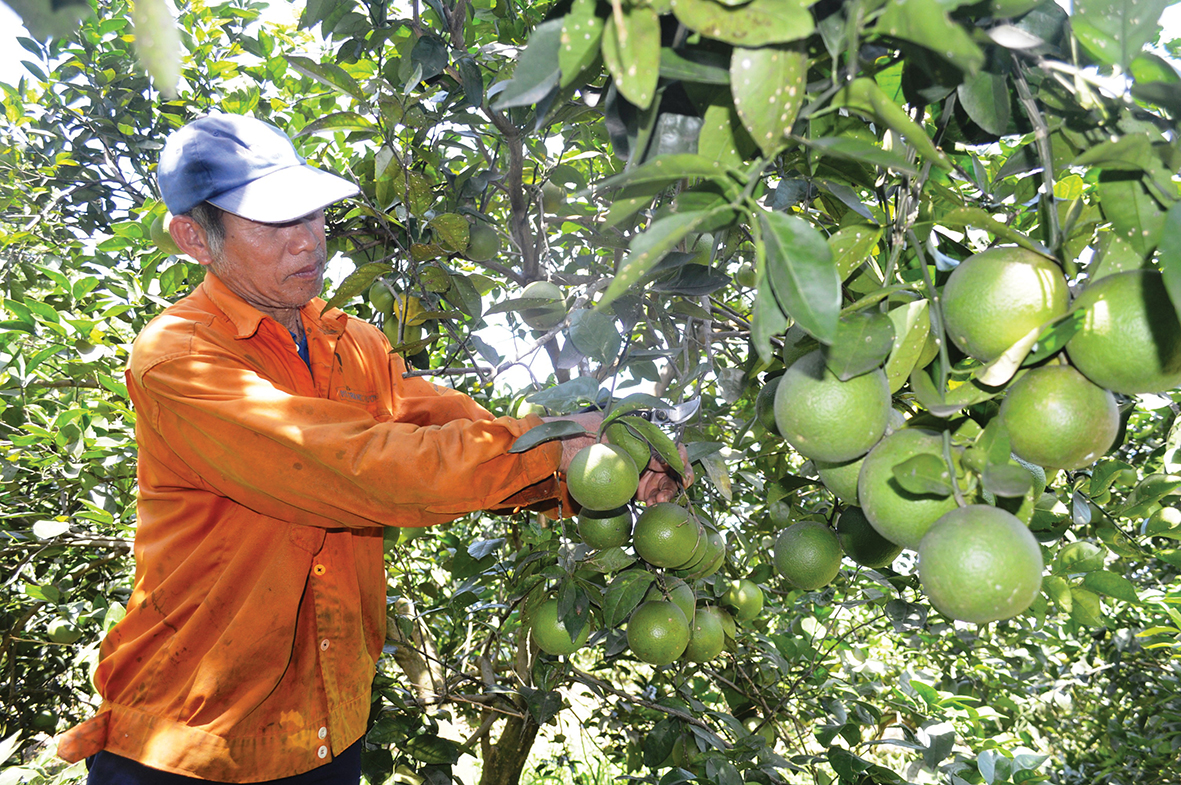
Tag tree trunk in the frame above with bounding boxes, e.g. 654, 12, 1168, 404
477, 712, 540, 785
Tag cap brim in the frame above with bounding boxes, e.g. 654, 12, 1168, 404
209, 164, 360, 223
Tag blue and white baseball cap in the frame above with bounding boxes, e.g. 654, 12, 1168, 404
158, 113, 359, 223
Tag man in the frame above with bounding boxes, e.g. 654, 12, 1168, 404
57, 114, 686, 783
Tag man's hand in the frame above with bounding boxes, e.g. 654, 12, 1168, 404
540, 413, 693, 507
635, 444, 693, 505
542, 412, 604, 474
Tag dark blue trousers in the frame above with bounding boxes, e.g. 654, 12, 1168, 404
86, 741, 361, 785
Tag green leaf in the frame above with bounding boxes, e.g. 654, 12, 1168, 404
874, 0, 984, 73
751, 281, 789, 364
426, 213, 470, 253
598, 208, 728, 309
508, 420, 590, 453
1096, 172, 1166, 259
595, 153, 735, 193
1082, 570, 1140, 603
1054, 541, 1105, 575
286, 55, 364, 101
525, 377, 602, 411
659, 48, 731, 84
410, 34, 449, 81
891, 453, 955, 496
804, 136, 918, 176
759, 211, 841, 344
568, 309, 622, 363
823, 312, 895, 380
494, 18, 562, 109
697, 102, 758, 168
731, 43, 808, 157
603, 570, 656, 627
937, 208, 1051, 255
1023, 310, 1085, 367
884, 299, 931, 393
321, 262, 390, 314
671, 0, 814, 46
618, 417, 686, 475
983, 463, 1034, 498
1069, 586, 1105, 627
834, 78, 952, 170
298, 111, 377, 137
957, 70, 1011, 135
559, 0, 604, 87
1072, 0, 1172, 69
446, 274, 482, 319
1119, 473, 1181, 518
583, 546, 637, 573
828, 224, 883, 282
1156, 201, 1181, 321
602, 6, 661, 109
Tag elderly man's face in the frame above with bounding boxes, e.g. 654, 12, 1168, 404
207, 210, 328, 314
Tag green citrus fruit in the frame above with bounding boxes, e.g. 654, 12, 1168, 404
835, 506, 903, 569
1066, 269, 1181, 394
633, 503, 703, 568
368, 281, 396, 315
683, 605, 727, 662
514, 397, 547, 418
735, 264, 757, 288
567, 443, 639, 511
773, 520, 843, 589
742, 716, 776, 745
773, 350, 891, 463
999, 365, 1119, 470
605, 421, 651, 470
917, 505, 1044, 624
577, 506, 633, 549
722, 578, 764, 622
815, 455, 866, 505
466, 223, 502, 262
383, 318, 423, 346
755, 377, 782, 436
46, 618, 82, 644
520, 280, 567, 330
627, 601, 690, 665
531, 598, 592, 656
31, 709, 58, 731
858, 429, 966, 550
645, 576, 696, 624
941, 247, 1069, 362
541, 181, 566, 214
676, 527, 726, 579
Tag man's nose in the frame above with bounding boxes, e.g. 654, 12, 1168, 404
287, 216, 321, 252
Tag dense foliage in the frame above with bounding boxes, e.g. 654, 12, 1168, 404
2, 0, 1181, 783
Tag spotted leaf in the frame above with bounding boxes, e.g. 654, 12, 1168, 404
731, 43, 807, 157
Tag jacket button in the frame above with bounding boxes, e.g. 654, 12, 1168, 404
318, 727, 328, 739
313, 564, 326, 576
317, 745, 328, 759
320, 639, 330, 651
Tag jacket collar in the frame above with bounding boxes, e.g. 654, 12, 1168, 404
200, 271, 349, 340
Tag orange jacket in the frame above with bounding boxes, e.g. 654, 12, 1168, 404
58, 273, 565, 781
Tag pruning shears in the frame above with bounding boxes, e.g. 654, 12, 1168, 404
633, 397, 701, 426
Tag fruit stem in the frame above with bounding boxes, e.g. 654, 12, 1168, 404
942, 430, 966, 508
909, 228, 953, 396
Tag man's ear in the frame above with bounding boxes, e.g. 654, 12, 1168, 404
168, 215, 215, 266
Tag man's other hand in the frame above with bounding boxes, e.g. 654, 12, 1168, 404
636, 444, 693, 505
540, 413, 693, 507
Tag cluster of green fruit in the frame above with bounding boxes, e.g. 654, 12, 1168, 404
532, 431, 778, 667
759, 251, 1181, 624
